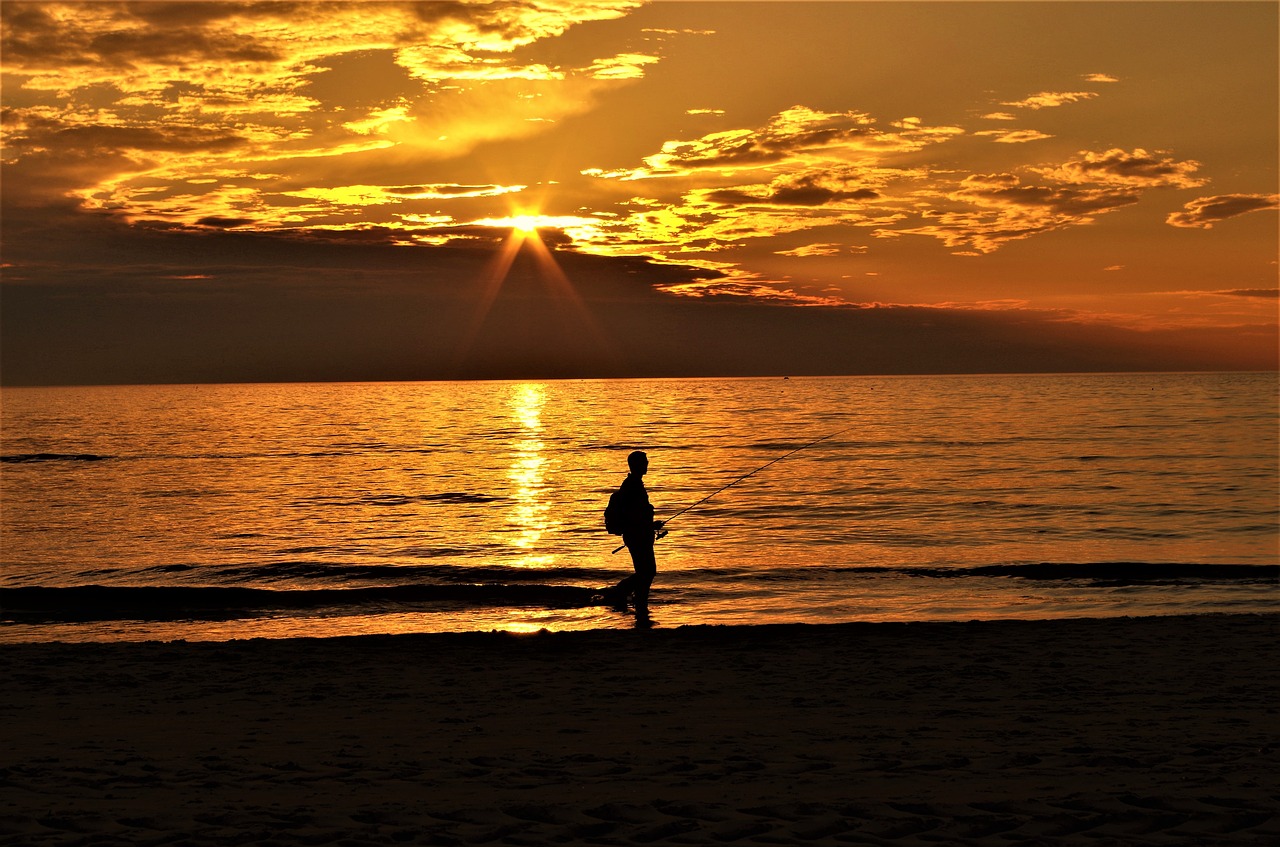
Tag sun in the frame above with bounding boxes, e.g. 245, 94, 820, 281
472, 212, 604, 241
509, 215, 541, 234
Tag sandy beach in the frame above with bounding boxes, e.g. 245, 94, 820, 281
2, 614, 1276, 845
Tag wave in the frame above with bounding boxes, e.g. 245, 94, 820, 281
694, 562, 1278, 586
139, 561, 620, 584
957, 563, 1278, 583
295, 492, 505, 507
0, 448, 434, 464
0, 583, 607, 622
6, 563, 1272, 624
1, 453, 114, 463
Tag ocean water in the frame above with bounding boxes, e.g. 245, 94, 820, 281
1, 373, 1276, 642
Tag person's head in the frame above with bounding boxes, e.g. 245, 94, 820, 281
627, 450, 648, 476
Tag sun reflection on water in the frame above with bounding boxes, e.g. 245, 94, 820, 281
506, 383, 556, 566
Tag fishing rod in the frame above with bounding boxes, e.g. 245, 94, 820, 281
611, 425, 853, 554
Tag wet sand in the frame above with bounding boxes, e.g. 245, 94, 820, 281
2, 614, 1276, 845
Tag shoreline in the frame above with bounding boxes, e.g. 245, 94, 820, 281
4, 587, 1277, 645
3, 614, 1277, 845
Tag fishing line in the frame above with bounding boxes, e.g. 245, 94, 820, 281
611, 425, 853, 554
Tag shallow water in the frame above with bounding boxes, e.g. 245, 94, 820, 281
2, 373, 1276, 641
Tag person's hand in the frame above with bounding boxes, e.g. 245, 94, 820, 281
653, 520, 664, 530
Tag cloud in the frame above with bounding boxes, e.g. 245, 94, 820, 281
774, 243, 843, 258
951, 173, 1139, 213
196, 215, 255, 229
974, 129, 1053, 144
342, 103, 412, 136
578, 104, 1222, 274
880, 173, 1142, 253
1035, 148, 1205, 189
5, 116, 248, 152
1002, 91, 1098, 110
0, 0, 651, 231
585, 106, 962, 179
6, 5, 1262, 329
568, 180, 907, 290
1083, 73, 1120, 83
567, 105, 970, 293
1, 1, 643, 85
1216, 288, 1279, 298
564, 106, 967, 294
704, 171, 880, 206
1166, 193, 1280, 228
587, 53, 659, 80
284, 183, 527, 206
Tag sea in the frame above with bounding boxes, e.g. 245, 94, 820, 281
1, 373, 1276, 642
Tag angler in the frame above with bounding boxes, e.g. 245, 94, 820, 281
609, 424, 849, 557
599, 427, 850, 611
601, 450, 664, 614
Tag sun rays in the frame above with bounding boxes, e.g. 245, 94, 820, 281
453, 213, 617, 374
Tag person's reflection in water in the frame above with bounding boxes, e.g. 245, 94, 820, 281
609, 450, 664, 621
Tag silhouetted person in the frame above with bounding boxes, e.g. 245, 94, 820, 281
610, 450, 663, 611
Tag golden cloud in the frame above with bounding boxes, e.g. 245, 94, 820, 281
704, 169, 883, 207
974, 129, 1053, 144
774, 243, 843, 258
2, 2, 642, 90
585, 106, 963, 180
1, 1, 653, 233
1001, 91, 1099, 110
587, 53, 660, 80
574, 102, 1222, 281
283, 183, 527, 206
342, 103, 413, 136
1166, 193, 1279, 228
1035, 148, 1205, 188
876, 172, 1144, 254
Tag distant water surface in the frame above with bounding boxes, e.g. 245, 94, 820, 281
2, 373, 1276, 641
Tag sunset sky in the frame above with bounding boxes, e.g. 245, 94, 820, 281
2, 0, 1277, 385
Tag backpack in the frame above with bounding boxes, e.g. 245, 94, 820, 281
604, 488, 625, 535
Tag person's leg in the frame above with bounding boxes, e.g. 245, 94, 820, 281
617, 532, 653, 607
630, 543, 657, 608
